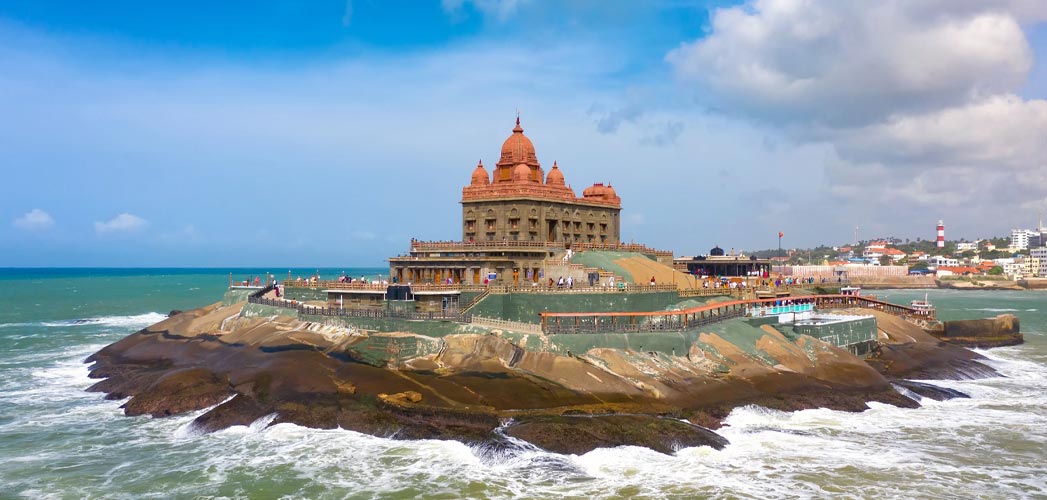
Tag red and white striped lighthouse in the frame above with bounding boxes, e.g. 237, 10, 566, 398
936, 220, 945, 248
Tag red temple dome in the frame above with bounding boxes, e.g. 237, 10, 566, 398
583, 182, 607, 198
499, 117, 538, 166
512, 163, 532, 182
603, 183, 618, 199
470, 160, 490, 186
546, 161, 565, 185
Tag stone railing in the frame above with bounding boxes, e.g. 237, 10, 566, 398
470, 316, 543, 334
247, 296, 470, 322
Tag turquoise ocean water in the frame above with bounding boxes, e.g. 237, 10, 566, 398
0, 270, 1045, 499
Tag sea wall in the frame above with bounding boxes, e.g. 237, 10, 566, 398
240, 303, 290, 318
222, 288, 254, 305
281, 286, 328, 302
791, 317, 878, 357
470, 291, 679, 323
1017, 278, 1047, 290
936, 279, 1023, 291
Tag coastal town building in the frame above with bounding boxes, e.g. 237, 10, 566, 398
929, 256, 959, 268
936, 266, 981, 277
1031, 247, 1047, 277
1003, 260, 1029, 278
883, 248, 906, 262
862, 241, 886, 260
1010, 228, 1040, 250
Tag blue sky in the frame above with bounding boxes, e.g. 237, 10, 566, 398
2, 0, 1046, 266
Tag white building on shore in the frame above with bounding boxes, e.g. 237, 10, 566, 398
1011, 228, 1041, 251
1003, 260, 1029, 278
1031, 247, 1047, 277
929, 256, 959, 268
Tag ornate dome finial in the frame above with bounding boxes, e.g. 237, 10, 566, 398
471, 160, 490, 186
546, 161, 565, 186
499, 116, 537, 168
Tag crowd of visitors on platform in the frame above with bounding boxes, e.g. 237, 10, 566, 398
697, 275, 843, 289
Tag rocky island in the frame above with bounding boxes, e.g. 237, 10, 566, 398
84, 286, 1009, 454
85, 118, 1018, 454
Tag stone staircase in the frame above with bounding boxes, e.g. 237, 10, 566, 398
542, 258, 625, 287
461, 288, 491, 313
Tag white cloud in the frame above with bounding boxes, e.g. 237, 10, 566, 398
94, 213, 148, 233
833, 94, 1047, 171
667, 0, 1047, 234
12, 208, 54, 230
667, 0, 1038, 127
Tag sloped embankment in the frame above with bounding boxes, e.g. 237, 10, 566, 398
570, 250, 704, 290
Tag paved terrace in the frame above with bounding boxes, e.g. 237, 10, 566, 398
281, 280, 689, 295
244, 282, 921, 337
540, 294, 934, 334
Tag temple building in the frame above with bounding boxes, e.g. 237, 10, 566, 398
389, 117, 625, 285
461, 117, 621, 244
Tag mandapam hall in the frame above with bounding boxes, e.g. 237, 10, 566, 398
389, 117, 643, 286
461, 116, 621, 245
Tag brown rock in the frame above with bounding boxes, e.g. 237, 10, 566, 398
122, 367, 233, 417
504, 414, 728, 455
937, 314, 1023, 348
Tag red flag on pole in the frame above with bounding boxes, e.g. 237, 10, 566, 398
778, 231, 784, 238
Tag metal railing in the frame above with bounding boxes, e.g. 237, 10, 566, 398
540, 294, 932, 334
249, 284, 275, 299
677, 288, 735, 297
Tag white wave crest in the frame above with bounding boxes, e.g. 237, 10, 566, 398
0, 322, 34, 329
39, 312, 168, 329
